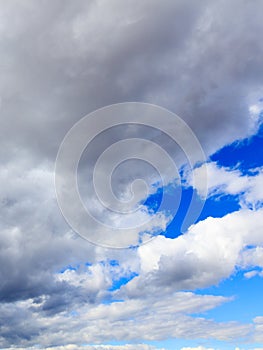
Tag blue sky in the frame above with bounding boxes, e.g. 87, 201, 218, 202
1, 1, 263, 350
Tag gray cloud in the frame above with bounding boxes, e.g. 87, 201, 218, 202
0, 291, 245, 347
1, 0, 263, 164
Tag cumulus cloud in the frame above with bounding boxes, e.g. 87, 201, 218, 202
0, 206, 259, 347
117, 208, 263, 298
187, 162, 263, 209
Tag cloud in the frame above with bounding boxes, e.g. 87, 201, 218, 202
2, 0, 262, 250
0, 177, 262, 345
253, 316, 263, 343
0, 163, 99, 304
1, 146, 263, 347
180, 347, 215, 350
1, 208, 261, 346
118, 208, 263, 297
180, 347, 263, 350
5, 345, 164, 350
240, 247, 263, 270
1, 0, 263, 163
0, 291, 250, 347
1, 0, 263, 348
188, 162, 263, 209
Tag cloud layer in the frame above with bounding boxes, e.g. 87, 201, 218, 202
1, 0, 263, 349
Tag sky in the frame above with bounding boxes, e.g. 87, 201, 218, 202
0, 0, 263, 349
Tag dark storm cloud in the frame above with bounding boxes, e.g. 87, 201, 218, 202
0, 0, 207, 162
1, 0, 262, 164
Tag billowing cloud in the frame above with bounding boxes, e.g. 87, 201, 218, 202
188, 162, 263, 209
117, 208, 263, 299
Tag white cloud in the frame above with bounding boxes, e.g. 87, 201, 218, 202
239, 247, 263, 270
188, 162, 263, 209
123, 208, 263, 296
243, 270, 260, 279
253, 316, 263, 343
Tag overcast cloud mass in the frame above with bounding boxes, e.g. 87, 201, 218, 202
0, 0, 263, 349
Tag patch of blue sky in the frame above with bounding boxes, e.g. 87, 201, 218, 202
108, 259, 119, 267
210, 116, 263, 174
143, 184, 240, 239
58, 264, 79, 273
101, 299, 124, 305
68, 310, 79, 317
58, 262, 94, 273
108, 271, 138, 291
143, 186, 164, 214
142, 120, 263, 238
194, 270, 263, 324
198, 193, 240, 221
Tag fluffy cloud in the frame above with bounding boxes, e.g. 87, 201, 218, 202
118, 208, 263, 298
0, 163, 100, 305
2, 207, 262, 346
188, 162, 263, 209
